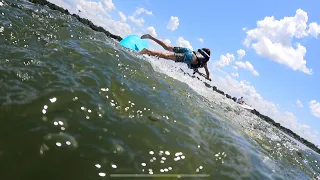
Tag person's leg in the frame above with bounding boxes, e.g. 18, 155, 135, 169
138, 48, 176, 61
141, 34, 174, 52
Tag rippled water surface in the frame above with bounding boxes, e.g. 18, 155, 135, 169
0, 1, 319, 179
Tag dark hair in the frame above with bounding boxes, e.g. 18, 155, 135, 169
202, 48, 211, 56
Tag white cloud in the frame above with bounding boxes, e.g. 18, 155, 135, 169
237, 49, 246, 60
296, 99, 303, 108
48, 0, 73, 11
149, 38, 171, 52
309, 100, 320, 118
235, 61, 259, 76
128, 16, 144, 27
146, 26, 157, 37
48, 0, 133, 37
213, 75, 319, 146
242, 27, 247, 31
167, 16, 179, 31
118, 11, 126, 22
77, 0, 107, 15
103, 0, 115, 10
133, 7, 153, 16
128, 7, 153, 27
244, 9, 314, 75
231, 72, 239, 77
308, 22, 320, 38
233, 66, 238, 70
163, 39, 171, 45
176, 36, 193, 50
198, 38, 204, 43
214, 53, 235, 68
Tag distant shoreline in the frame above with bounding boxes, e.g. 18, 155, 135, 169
180, 69, 320, 154
27, 0, 122, 42
15, 0, 319, 154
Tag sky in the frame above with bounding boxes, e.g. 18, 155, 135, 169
48, 0, 320, 146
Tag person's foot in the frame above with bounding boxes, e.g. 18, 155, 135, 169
141, 34, 152, 39
138, 48, 149, 55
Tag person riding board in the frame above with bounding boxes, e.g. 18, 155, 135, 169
138, 34, 211, 81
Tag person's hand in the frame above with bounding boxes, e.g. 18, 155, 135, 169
206, 77, 211, 81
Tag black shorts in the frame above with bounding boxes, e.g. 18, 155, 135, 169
172, 47, 194, 64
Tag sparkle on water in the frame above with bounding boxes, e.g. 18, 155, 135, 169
98, 173, 106, 177
49, 97, 57, 103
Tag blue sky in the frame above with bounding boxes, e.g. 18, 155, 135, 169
50, 0, 320, 146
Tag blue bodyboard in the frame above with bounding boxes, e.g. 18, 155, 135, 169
119, 35, 149, 52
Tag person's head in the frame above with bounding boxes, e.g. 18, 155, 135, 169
202, 48, 211, 60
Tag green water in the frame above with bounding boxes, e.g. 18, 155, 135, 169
0, 1, 319, 179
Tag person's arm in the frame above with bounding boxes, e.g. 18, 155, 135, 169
193, 68, 199, 75
204, 63, 211, 80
